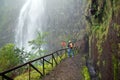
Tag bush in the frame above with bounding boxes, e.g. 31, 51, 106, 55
0, 43, 20, 72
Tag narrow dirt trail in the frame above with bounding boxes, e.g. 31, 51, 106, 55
42, 53, 85, 80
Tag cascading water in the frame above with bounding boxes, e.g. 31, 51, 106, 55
15, 0, 44, 51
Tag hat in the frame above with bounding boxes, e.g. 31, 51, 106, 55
69, 40, 71, 42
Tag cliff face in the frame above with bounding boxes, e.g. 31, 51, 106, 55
86, 0, 120, 79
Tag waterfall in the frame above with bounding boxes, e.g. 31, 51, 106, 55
15, 0, 44, 51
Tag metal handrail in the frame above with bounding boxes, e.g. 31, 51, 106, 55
0, 48, 68, 80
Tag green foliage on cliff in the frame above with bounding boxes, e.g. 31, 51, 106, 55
86, 0, 120, 58
88, 0, 113, 54
86, 0, 120, 79
82, 66, 90, 80
112, 55, 118, 80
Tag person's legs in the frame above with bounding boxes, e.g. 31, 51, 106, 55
67, 48, 71, 57
71, 49, 74, 57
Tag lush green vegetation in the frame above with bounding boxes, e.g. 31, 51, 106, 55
82, 66, 90, 80
0, 43, 20, 72
0, 43, 23, 80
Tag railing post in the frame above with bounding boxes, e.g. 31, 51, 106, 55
65, 49, 68, 57
60, 51, 62, 59
56, 51, 61, 60
28, 63, 31, 80
1, 74, 13, 80
2, 76, 4, 80
52, 54, 57, 65
52, 55, 54, 68
43, 58, 45, 76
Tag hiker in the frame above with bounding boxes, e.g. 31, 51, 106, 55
67, 40, 74, 57
61, 41, 66, 48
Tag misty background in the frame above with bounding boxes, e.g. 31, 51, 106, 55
0, 0, 87, 52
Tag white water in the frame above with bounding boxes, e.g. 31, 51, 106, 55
15, 0, 44, 51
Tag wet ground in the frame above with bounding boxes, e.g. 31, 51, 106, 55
42, 53, 85, 80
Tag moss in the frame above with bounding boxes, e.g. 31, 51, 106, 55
118, 43, 120, 56
112, 55, 118, 80
87, 0, 113, 56
98, 72, 101, 79
97, 60, 100, 67
102, 60, 106, 66
86, 0, 120, 79
82, 66, 91, 80
113, 0, 120, 17
113, 23, 120, 37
